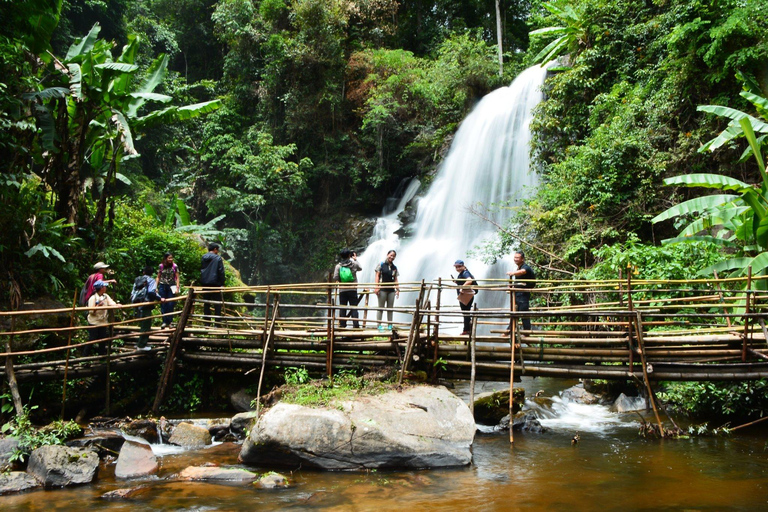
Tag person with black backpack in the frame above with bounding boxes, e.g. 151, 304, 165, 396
131, 266, 161, 350
333, 248, 362, 329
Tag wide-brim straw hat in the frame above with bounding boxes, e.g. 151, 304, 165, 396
93, 262, 110, 270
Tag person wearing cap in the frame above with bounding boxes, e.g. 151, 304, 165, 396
85, 280, 117, 356
80, 262, 117, 306
453, 260, 478, 335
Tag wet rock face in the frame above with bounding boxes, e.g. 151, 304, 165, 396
27, 445, 99, 488
473, 388, 525, 425
0, 471, 40, 495
123, 419, 159, 444
67, 430, 125, 457
612, 393, 647, 413
231, 411, 258, 436
115, 440, 158, 479
561, 384, 600, 405
239, 385, 475, 470
169, 422, 212, 448
0, 437, 20, 471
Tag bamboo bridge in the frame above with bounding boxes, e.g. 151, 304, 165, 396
3, 275, 768, 416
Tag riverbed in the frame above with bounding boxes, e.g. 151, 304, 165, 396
3, 378, 767, 511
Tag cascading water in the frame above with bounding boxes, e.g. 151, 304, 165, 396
358, 65, 549, 330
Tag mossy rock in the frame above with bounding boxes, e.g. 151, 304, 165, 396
473, 388, 525, 425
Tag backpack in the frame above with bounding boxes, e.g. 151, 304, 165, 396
131, 276, 149, 304
339, 266, 355, 283
79, 274, 97, 306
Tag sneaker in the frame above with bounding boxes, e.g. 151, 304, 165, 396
378, 325, 385, 332
137, 346, 152, 351
160, 323, 168, 329
386, 325, 393, 331
460, 331, 470, 336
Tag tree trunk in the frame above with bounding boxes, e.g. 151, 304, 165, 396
495, 0, 504, 77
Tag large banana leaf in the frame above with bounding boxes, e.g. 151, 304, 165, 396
133, 99, 222, 130
678, 206, 748, 236
651, 194, 737, 223
661, 235, 737, 247
65, 23, 100, 61
741, 117, 767, 181
533, 36, 568, 65
530, 26, 567, 36
698, 257, 753, 276
663, 173, 751, 192
127, 54, 169, 118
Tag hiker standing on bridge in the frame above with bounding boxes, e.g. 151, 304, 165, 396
80, 262, 117, 306
201, 242, 226, 327
85, 280, 117, 356
157, 252, 180, 329
507, 251, 535, 331
453, 260, 477, 335
374, 250, 399, 331
132, 266, 161, 351
333, 248, 362, 329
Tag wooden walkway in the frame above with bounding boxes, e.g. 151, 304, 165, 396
3, 276, 768, 414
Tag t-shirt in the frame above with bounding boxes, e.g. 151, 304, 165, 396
158, 263, 178, 286
87, 292, 117, 325
375, 262, 398, 283
513, 264, 535, 299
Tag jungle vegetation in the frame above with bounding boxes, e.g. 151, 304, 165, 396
2, 0, 768, 419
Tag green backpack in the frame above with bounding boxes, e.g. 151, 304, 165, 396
339, 266, 355, 283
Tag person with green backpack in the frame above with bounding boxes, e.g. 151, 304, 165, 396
333, 248, 362, 329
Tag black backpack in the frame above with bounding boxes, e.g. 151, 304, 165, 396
131, 276, 149, 304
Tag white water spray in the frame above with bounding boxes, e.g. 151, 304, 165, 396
358, 65, 549, 329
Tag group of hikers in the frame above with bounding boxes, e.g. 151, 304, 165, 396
333, 248, 535, 335
79, 243, 534, 353
79, 243, 225, 353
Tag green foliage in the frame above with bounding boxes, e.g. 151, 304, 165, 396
1, 396, 81, 463
659, 380, 768, 420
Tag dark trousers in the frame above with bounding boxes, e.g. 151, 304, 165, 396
339, 290, 360, 328
459, 297, 474, 333
158, 283, 175, 325
84, 325, 108, 356
515, 293, 531, 331
203, 291, 223, 327
137, 306, 152, 348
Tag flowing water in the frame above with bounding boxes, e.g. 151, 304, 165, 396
358, 65, 548, 332
5, 378, 768, 511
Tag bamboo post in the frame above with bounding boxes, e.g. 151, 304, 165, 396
326, 278, 335, 377
362, 289, 370, 328
509, 279, 516, 444
743, 266, 753, 362
61, 290, 78, 419
5, 315, 23, 416
398, 281, 426, 385
152, 291, 196, 414
430, 278, 442, 381
618, 268, 624, 307
263, 287, 271, 346
469, 303, 478, 415
255, 295, 280, 419
105, 308, 115, 415
633, 311, 665, 435
713, 270, 732, 328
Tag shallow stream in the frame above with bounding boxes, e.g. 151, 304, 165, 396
4, 378, 767, 511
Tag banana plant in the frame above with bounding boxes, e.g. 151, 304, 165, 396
145, 196, 226, 240
22, 23, 221, 234
528, 2, 588, 65
653, 91, 768, 282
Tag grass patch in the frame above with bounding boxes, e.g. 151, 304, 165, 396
280, 368, 398, 408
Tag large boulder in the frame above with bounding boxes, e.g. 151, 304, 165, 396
239, 385, 475, 470
178, 466, 258, 482
169, 422, 212, 448
67, 430, 125, 457
115, 440, 158, 479
230, 389, 256, 412
473, 388, 525, 425
0, 471, 40, 495
27, 445, 99, 488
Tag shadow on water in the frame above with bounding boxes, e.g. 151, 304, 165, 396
4, 378, 768, 511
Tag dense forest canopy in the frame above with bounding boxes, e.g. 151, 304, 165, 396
2, 0, 768, 306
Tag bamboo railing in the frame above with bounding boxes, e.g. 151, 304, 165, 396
3, 275, 768, 415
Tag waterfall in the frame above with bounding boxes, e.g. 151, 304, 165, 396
358, 65, 549, 331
